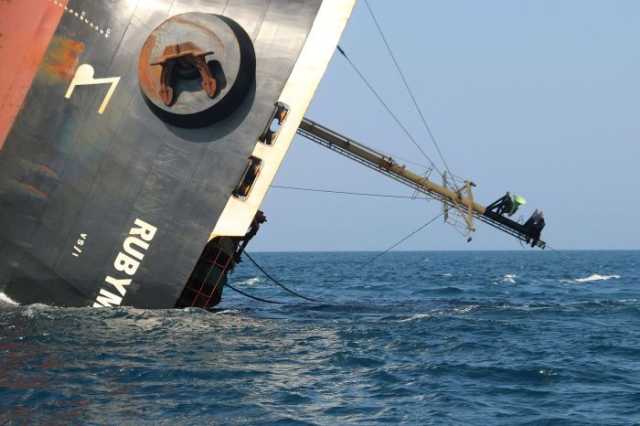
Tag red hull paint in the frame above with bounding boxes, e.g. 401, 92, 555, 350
0, 0, 66, 150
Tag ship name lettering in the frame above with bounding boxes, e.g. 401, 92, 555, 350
93, 219, 158, 308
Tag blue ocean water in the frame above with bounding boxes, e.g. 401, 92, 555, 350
1, 251, 639, 425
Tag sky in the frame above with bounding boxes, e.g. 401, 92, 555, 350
253, 0, 640, 252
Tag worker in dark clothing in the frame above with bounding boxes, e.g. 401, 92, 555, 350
524, 209, 545, 247
487, 192, 527, 217
234, 210, 267, 263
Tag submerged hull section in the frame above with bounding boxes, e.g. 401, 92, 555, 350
0, 0, 355, 308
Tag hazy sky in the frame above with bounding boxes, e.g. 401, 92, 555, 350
254, 0, 639, 252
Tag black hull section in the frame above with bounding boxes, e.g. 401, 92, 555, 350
0, 0, 323, 308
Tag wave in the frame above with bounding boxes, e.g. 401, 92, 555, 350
502, 274, 517, 284
574, 274, 621, 284
399, 304, 479, 322
399, 313, 432, 322
453, 304, 479, 314
213, 309, 241, 315
0, 292, 18, 306
236, 277, 262, 287
415, 286, 464, 296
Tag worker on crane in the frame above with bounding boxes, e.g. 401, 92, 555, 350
524, 209, 546, 247
487, 192, 527, 217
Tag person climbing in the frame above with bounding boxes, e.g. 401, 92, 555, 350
487, 192, 527, 217
524, 209, 545, 247
234, 210, 268, 263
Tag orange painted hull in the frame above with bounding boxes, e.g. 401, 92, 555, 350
0, 0, 66, 149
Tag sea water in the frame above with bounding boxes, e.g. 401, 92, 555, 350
1, 251, 638, 425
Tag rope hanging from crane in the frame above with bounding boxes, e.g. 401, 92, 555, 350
228, 214, 441, 305
364, 212, 444, 266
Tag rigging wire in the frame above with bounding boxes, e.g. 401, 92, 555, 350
271, 185, 428, 200
336, 45, 443, 176
225, 282, 284, 304
244, 252, 320, 303
364, 212, 444, 266
368, 151, 431, 170
363, 0, 456, 182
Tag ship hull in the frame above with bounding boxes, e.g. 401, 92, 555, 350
0, 0, 355, 308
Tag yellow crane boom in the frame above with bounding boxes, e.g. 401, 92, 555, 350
297, 117, 546, 249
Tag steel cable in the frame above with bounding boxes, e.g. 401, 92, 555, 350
337, 45, 443, 176
244, 252, 320, 303
225, 282, 284, 305
271, 185, 428, 200
363, 0, 456, 183
363, 212, 444, 266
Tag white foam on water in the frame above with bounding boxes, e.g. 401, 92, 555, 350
574, 274, 621, 284
20, 305, 39, 319
399, 313, 431, 322
454, 305, 479, 314
215, 309, 241, 315
237, 277, 262, 287
0, 292, 18, 306
502, 274, 517, 284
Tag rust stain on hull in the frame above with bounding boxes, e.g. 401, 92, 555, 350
0, 0, 67, 150
138, 33, 161, 101
42, 36, 85, 83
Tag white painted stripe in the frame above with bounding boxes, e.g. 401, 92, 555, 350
211, 0, 357, 239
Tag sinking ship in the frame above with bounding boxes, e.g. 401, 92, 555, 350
0, 0, 545, 309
